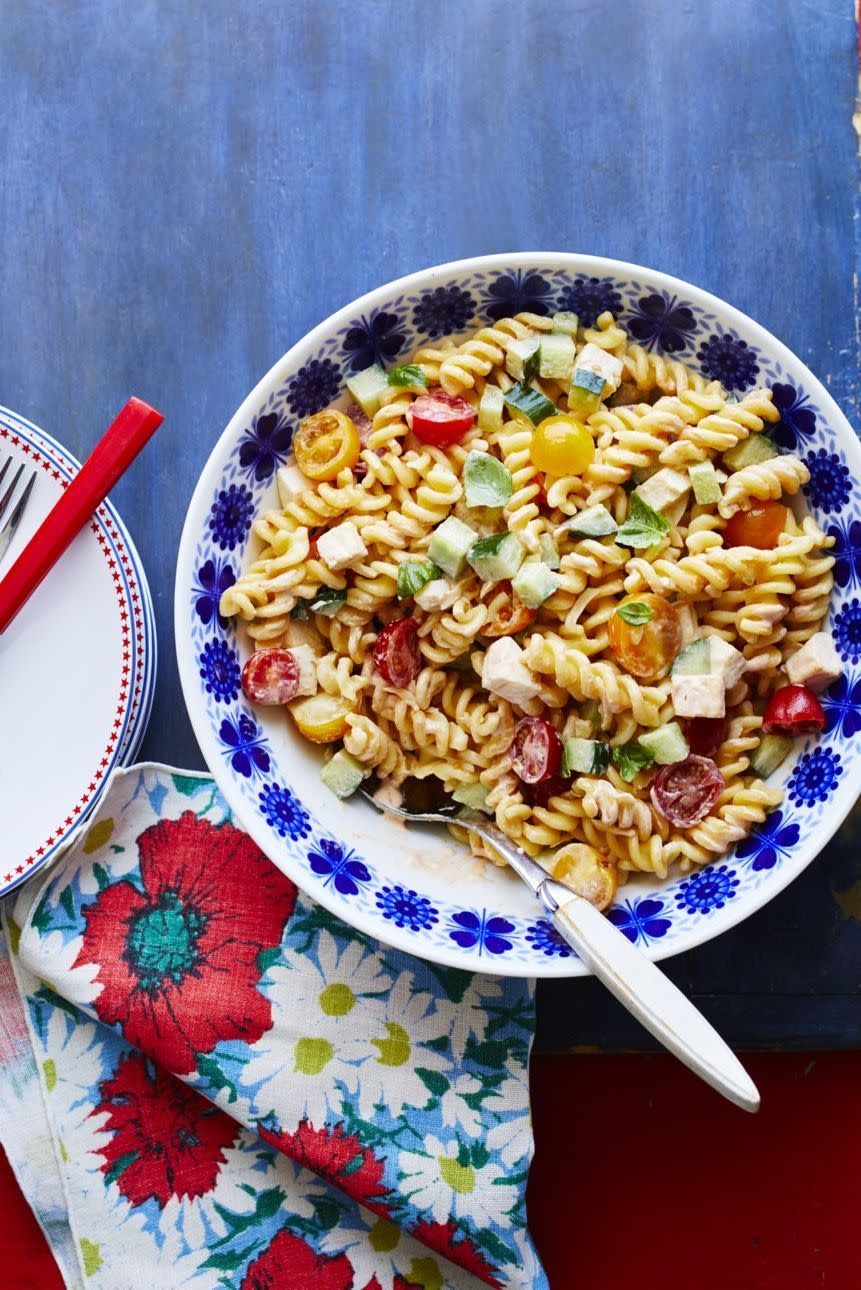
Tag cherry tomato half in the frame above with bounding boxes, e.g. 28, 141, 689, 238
683, 716, 728, 758
530, 415, 595, 476
510, 717, 563, 785
607, 594, 681, 682
762, 684, 826, 736
523, 773, 569, 807
241, 649, 300, 705
724, 499, 788, 550
293, 409, 361, 482
407, 393, 476, 446
482, 582, 538, 638
551, 843, 617, 911
373, 618, 421, 688
289, 692, 355, 743
651, 755, 724, 828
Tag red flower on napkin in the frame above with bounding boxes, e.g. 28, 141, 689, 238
75, 812, 296, 1074
240, 1227, 353, 1290
258, 1117, 392, 1215
414, 1218, 503, 1289
94, 1051, 237, 1207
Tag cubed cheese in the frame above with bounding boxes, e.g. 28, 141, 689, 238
481, 637, 542, 706
289, 643, 319, 696
573, 342, 624, 393
316, 521, 368, 572
284, 618, 325, 653
671, 673, 726, 719
276, 458, 313, 508
634, 467, 692, 515
414, 577, 457, 612
785, 632, 843, 692
707, 635, 746, 688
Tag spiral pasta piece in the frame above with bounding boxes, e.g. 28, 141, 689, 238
343, 714, 408, 781
524, 632, 669, 726
719, 455, 810, 518
659, 388, 780, 468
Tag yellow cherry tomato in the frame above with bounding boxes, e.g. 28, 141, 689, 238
551, 843, 617, 911
289, 692, 355, 743
608, 593, 681, 682
293, 410, 361, 482
530, 415, 595, 475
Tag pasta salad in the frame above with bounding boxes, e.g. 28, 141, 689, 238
220, 310, 841, 911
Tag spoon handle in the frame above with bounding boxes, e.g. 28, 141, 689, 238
548, 883, 759, 1112
458, 816, 758, 1112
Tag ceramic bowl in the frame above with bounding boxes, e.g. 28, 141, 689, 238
175, 253, 861, 976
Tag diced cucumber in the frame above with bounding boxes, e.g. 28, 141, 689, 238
321, 750, 365, 799
562, 737, 610, 776
552, 310, 580, 337
345, 364, 388, 417
505, 337, 541, 382
504, 382, 558, 426
463, 451, 513, 509
467, 531, 524, 582
579, 699, 603, 730
560, 503, 618, 539
478, 384, 505, 435
539, 333, 575, 382
749, 733, 793, 779
629, 463, 659, 487
638, 722, 690, 765
671, 637, 711, 676
512, 560, 560, 608
722, 434, 779, 471
567, 367, 606, 417
428, 516, 478, 577
688, 460, 722, 505
538, 531, 560, 570
452, 782, 491, 813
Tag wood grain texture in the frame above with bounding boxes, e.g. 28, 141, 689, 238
0, 0, 858, 1050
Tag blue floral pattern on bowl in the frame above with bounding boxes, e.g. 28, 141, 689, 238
177, 255, 861, 977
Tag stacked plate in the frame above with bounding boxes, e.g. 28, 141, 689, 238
0, 405, 156, 897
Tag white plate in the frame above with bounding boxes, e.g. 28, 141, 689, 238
175, 254, 861, 976
0, 406, 156, 895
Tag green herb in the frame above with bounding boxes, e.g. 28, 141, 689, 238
463, 451, 513, 509
611, 740, 655, 782
616, 493, 671, 549
396, 560, 441, 599
291, 599, 310, 620
615, 600, 655, 626
503, 382, 558, 427
387, 363, 427, 389
309, 587, 347, 617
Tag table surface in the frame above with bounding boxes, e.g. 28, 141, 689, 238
1, 0, 859, 1053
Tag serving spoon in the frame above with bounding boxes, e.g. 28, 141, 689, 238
362, 789, 760, 1113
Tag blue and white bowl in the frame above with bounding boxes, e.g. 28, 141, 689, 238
175, 254, 861, 977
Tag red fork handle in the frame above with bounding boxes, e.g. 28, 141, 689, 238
0, 397, 164, 634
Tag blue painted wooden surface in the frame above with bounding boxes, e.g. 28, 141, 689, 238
0, 0, 858, 1050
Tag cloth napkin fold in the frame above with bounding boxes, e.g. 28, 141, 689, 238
0, 764, 548, 1290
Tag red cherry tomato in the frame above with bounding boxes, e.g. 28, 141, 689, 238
241, 649, 300, 705
683, 716, 728, 758
523, 773, 569, 807
406, 393, 476, 446
651, 755, 724, 827
373, 618, 421, 688
510, 717, 563, 785
482, 582, 538, 638
762, 684, 826, 736
724, 499, 788, 549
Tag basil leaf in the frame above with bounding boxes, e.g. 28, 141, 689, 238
615, 600, 655, 626
616, 493, 671, 549
396, 560, 441, 600
463, 451, 513, 509
310, 587, 347, 617
611, 740, 655, 782
388, 364, 427, 388
291, 599, 310, 620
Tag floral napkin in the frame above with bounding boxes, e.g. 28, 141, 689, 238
0, 765, 548, 1289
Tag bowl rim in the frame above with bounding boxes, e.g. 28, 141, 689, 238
175, 251, 861, 977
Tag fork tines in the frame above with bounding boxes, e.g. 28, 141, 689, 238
0, 455, 37, 566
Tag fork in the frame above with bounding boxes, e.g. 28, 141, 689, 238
362, 788, 760, 1112
0, 456, 37, 568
